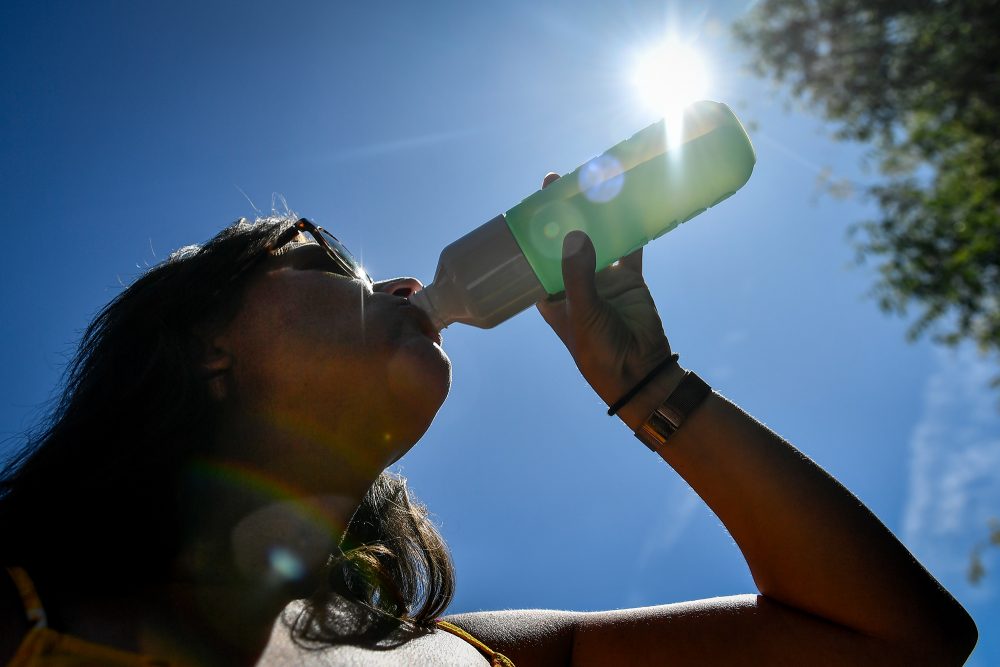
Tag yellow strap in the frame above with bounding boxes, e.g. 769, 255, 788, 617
3, 567, 179, 666
435, 619, 516, 667
5, 567, 48, 629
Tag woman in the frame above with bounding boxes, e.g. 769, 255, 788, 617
0, 173, 978, 666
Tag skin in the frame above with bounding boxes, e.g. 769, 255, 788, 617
2, 173, 980, 665
170, 237, 456, 661
205, 239, 451, 496
1, 235, 454, 664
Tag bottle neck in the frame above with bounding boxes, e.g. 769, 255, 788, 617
409, 287, 447, 331
408, 213, 548, 330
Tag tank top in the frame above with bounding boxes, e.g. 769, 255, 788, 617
5, 567, 515, 666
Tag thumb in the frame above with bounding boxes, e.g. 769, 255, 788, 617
561, 230, 600, 319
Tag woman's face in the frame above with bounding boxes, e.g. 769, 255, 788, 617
208, 232, 451, 488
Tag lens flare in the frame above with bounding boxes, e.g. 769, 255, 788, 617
269, 546, 306, 581
579, 154, 625, 204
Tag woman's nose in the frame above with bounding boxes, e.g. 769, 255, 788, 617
374, 277, 424, 298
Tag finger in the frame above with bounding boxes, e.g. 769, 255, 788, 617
542, 172, 560, 189
618, 246, 643, 274
561, 231, 600, 323
535, 298, 572, 347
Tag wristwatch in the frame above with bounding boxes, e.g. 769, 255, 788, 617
635, 370, 712, 451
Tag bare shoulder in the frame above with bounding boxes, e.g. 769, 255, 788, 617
442, 596, 923, 667
258, 618, 493, 666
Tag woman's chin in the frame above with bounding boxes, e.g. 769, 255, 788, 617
383, 341, 451, 446
388, 336, 451, 399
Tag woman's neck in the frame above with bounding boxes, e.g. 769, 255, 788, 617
44, 579, 277, 666
139, 405, 394, 662
38, 491, 365, 665
167, 491, 368, 663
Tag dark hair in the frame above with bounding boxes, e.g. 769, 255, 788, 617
0, 215, 454, 643
290, 470, 455, 647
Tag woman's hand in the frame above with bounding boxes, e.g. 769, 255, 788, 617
534, 172, 675, 417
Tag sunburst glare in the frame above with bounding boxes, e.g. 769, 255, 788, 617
630, 38, 711, 147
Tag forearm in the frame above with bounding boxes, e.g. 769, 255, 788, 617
535, 222, 975, 658
618, 360, 977, 655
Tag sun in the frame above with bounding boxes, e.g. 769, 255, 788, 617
630, 39, 711, 121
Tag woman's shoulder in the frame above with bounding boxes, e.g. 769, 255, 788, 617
257, 620, 492, 666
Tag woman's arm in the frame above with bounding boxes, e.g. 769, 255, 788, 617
619, 364, 978, 656
446, 386, 977, 665
443, 173, 977, 666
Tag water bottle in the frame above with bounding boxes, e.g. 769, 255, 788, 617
409, 100, 756, 331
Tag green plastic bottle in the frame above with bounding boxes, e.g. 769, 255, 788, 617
410, 100, 756, 331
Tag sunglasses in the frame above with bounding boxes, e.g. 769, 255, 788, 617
218, 218, 373, 302
265, 218, 373, 288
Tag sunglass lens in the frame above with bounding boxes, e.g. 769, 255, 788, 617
319, 229, 370, 283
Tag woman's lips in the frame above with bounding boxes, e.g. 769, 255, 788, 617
401, 303, 443, 345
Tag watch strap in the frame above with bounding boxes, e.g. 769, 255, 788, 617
635, 370, 712, 451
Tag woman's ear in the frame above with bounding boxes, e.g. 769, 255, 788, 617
192, 324, 234, 401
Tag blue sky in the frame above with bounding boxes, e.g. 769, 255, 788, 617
1, 1, 996, 663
